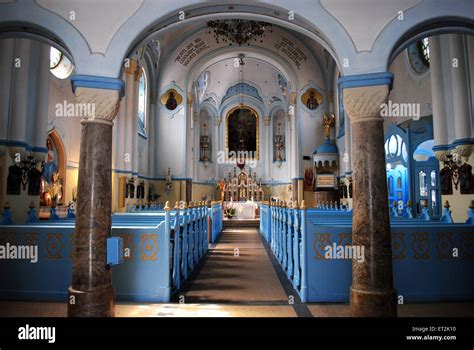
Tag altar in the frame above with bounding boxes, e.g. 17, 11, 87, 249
230, 200, 258, 220
221, 166, 264, 202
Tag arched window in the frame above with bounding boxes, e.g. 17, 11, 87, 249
138, 67, 147, 136
413, 139, 435, 162
49, 47, 73, 79
385, 134, 408, 164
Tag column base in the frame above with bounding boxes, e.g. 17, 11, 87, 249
67, 286, 115, 317
350, 286, 397, 317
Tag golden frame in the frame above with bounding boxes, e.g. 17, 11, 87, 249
225, 105, 260, 161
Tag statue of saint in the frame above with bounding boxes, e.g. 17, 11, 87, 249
42, 139, 58, 184
440, 163, 453, 195
324, 113, 335, 139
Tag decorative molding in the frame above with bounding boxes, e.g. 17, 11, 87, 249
71, 75, 125, 98
221, 82, 263, 105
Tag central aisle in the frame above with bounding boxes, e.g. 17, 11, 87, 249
182, 227, 289, 303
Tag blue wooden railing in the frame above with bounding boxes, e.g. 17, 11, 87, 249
210, 201, 223, 243
260, 201, 474, 303
0, 201, 222, 302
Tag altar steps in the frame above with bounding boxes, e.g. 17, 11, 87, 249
223, 218, 260, 228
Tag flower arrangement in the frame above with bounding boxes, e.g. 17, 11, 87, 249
224, 202, 236, 218
44, 172, 62, 206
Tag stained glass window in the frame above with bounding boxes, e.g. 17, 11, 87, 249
407, 37, 430, 74
419, 38, 430, 66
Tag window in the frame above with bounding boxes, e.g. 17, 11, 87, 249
385, 134, 408, 163
138, 68, 147, 136
418, 38, 430, 66
49, 47, 73, 79
50, 47, 62, 69
413, 139, 435, 162
430, 170, 437, 187
407, 37, 429, 74
419, 171, 428, 197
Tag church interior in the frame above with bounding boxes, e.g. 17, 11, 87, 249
0, 0, 473, 323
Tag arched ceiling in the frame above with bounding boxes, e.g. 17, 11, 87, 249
157, 24, 329, 95
0, 0, 472, 77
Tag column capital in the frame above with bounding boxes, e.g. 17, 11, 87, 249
75, 87, 121, 126
339, 72, 393, 123
214, 116, 222, 127
263, 115, 271, 126
71, 75, 124, 125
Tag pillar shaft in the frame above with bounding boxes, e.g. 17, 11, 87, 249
0, 39, 14, 140
33, 43, 50, 148
342, 82, 397, 317
9, 38, 31, 141
344, 114, 352, 174
264, 115, 271, 179
429, 36, 448, 152
68, 84, 121, 317
449, 34, 471, 142
214, 116, 222, 180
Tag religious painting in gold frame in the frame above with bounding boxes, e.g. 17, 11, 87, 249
160, 89, 183, 111
225, 105, 259, 160
301, 88, 323, 110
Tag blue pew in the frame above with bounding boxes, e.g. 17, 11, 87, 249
260, 202, 474, 303
0, 201, 218, 302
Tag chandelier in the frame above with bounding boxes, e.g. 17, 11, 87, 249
206, 20, 272, 46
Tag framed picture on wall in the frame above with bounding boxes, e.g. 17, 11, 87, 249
304, 163, 314, 191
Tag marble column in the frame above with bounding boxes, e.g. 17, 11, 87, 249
67, 81, 122, 317
429, 36, 449, 161
342, 80, 397, 317
449, 34, 472, 158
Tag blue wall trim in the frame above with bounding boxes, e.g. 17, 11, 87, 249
71, 75, 125, 98
0, 139, 48, 153
112, 169, 192, 181
432, 144, 449, 151
451, 138, 474, 147
433, 138, 474, 152
338, 72, 394, 91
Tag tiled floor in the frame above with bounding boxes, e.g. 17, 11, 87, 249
0, 228, 473, 318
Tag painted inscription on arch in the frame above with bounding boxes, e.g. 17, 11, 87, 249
273, 37, 307, 70
175, 38, 211, 66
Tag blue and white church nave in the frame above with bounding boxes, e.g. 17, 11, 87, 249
0, 0, 473, 318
